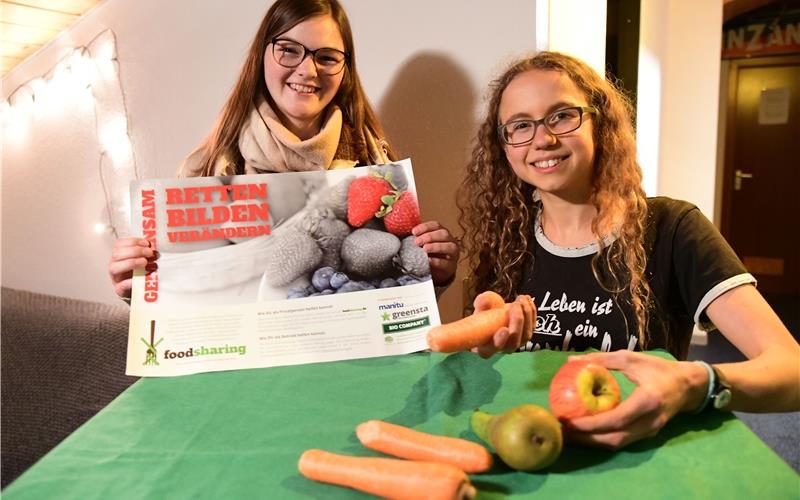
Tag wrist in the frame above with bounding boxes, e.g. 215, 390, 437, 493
689, 361, 715, 413
681, 360, 711, 413
688, 361, 733, 413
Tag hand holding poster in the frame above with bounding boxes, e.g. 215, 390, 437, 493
126, 159, 439, 376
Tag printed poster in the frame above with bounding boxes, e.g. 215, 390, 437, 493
126, 159, 439, 376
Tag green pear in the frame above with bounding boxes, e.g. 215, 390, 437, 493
471, 404, 563, 471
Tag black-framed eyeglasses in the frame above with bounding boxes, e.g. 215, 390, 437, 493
498, 106, 599, 146
270, 38, 349, 75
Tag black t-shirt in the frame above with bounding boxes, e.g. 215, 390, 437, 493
517, 197, 754, 358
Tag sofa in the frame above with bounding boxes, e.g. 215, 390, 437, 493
1, 287, 139, 488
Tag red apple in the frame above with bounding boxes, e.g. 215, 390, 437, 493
548, 359, 622, 420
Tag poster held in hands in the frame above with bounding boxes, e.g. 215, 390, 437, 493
126, 159, 438, 377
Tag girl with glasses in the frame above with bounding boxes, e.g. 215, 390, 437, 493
108, 0, 459, 300
457, 51, 799, 447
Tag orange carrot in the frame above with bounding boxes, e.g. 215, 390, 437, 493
298, 449, 476, 500
356, 420, 493, 473
473, 290, 506, 310
427, 306, 510, 352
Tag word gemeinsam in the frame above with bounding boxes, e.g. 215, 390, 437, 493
141, 189, 159, 302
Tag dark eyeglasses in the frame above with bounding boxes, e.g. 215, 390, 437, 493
270, 38, 348, 75
498, 106, 599, 145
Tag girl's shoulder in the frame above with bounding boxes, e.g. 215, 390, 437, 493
644, 196, 718, 253
645, 196, 710, 241
646, 196, 699, 223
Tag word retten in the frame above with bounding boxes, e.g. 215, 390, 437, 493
165, 183, 267, 204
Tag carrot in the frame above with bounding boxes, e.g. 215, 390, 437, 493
427, 306, 510, 352
298, 449, 476, 500
356, 420, 493, 473
473, 290, 506, 310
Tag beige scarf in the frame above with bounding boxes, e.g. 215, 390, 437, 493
238, 97, 343, 174
178, 98, 390, 177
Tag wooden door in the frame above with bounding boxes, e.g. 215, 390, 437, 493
721, 55, 800, 294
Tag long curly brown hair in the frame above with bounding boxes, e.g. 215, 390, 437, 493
458, 51, 655, 349
184, 0, 394, 177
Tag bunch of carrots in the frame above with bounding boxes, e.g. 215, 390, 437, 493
298, 420, 492, 499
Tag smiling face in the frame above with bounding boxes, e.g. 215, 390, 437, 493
498, 69, 596, 201
264, 15, 346, 139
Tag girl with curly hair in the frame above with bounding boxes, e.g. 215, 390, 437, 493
458, 51, 798, 448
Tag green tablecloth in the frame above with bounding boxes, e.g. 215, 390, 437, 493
5, 350, 798, 499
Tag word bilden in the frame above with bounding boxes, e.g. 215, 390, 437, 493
166, 203, 269, 227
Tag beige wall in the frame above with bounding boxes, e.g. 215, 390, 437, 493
637, 0, 723, 220
547, 0, 608, 75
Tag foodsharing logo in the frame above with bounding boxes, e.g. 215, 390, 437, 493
141, 319, 163, 366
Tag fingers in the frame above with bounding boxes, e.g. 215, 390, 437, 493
473, 302, 527, 355
109, 258, 156, 282
421, 241, 460, 259
564, 394, 667, 450
471, 294, 533, 355
502, 302, 524, 353
472, 328, 510, 359
515, 294, 535, 347
114, 237, 152, 252
565, 415, 658, 450
412, 221, 459, 253
109, 237, 156, 299
411, 220, 445, 237
111, 238, 154, 263
109, 247, 156, 277
571, 350, 641, 371
566, 389, 655, 434
573, 351, 669, 390
497, 296, 535, 352
113, 277, 134, 299
412, 221, 460, 286
417, 237, 459, 261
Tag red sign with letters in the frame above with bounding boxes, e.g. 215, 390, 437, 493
722, 11, 800, 59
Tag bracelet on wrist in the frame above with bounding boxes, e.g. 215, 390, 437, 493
692, 360, 715, 414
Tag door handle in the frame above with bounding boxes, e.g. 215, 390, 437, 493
734, 169, 753, 191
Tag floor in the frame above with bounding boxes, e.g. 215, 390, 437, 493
687, 292, 800, 473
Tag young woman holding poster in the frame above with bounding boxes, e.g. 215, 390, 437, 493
108, 0, 459, 300
457, 51, 799, 447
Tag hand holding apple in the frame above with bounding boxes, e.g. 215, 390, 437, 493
470, 404, 562, 471
548, 359, 622, 421
554, 351, 711, 450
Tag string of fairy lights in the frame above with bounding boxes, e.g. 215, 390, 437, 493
1, 29, 138, 238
